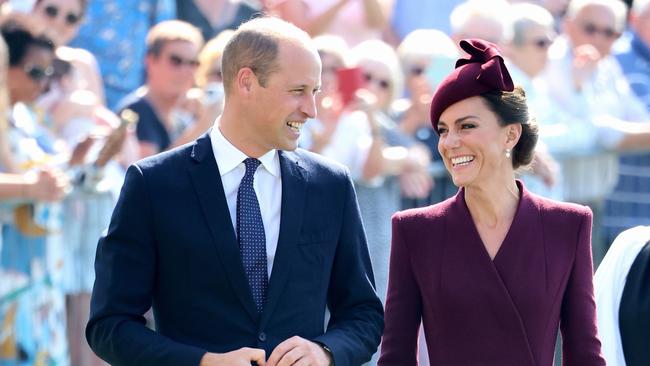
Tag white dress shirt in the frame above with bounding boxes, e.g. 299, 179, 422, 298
210, 125, 282, 278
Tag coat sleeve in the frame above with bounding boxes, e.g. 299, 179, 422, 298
560, 208, 606, 366
313, 172, 385, 366
377, 213, 422, 366
85, 165, 206, 366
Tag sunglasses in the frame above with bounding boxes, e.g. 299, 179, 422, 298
24, 64, 54, 82
363, 73, 390, 90
167, 54, 200, 68
410, 66, 425, 76
529, 37, 554, 49
580, 22, 620, 39
43, 4, 81, 26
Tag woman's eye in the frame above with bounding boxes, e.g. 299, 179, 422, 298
461, 123, 476, 129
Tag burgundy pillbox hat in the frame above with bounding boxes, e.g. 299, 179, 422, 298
429, 39, 514, 133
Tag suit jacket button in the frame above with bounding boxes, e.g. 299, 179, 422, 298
258, 332, 267, 342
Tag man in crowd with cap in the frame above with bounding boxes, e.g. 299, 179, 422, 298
86, 16, 383, 366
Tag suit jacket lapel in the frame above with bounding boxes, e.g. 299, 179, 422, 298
188, 132, 258, 322
261, 150, 307, 327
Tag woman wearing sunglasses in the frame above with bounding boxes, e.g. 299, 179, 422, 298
378, 39, 606, 366
28, 2, 134, 366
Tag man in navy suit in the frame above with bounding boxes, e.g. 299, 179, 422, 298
86, 17, 383, 366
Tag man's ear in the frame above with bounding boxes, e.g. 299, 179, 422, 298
236, 67, 256, 97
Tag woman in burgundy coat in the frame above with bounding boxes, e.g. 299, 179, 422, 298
377, 39, 606, 366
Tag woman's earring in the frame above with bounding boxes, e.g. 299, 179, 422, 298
505, 148, 512, 159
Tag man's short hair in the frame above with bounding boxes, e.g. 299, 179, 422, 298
145, 20, 204, 57
221, 17, 314, 93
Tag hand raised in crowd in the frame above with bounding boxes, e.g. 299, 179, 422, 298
571, 44, 600, 91
310, 90, 344, 153
68, 135, 98, 166
23, 168, 70, 202
400, 76, 434, 134
531, 149, 559, 188
266, 336, 332, 366
199, 347, 266, 366
400, 145, 434, 199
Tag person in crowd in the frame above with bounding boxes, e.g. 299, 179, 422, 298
0, 19, 71, 366
544, 0, 650, 261
602, 0, 650, 246
395, 28, 459, 207
378, 39, 606, 366
194, 29, 234, 126
176, 0, 260, 42
86, 17, 383, 366
29, 3, 131, 364
594, 225, 650, 366
615, 0, 650, 106
266, 0, 391, 47
303, 36, 431, 309
118, 20, 212, 160
68, 0, 176, 110
0, 33, 67, 202
503, 3, 565, 200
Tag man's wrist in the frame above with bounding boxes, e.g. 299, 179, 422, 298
315, 342, 334, 366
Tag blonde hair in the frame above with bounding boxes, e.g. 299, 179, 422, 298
196, 29, 235, 88
349, 39, 404, 106
146, 20, 204, 56
397, 29, 458, 69
450, 0, 513, 43
313, 34, 349, 66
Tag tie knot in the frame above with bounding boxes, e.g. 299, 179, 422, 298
243, 158, 261, 176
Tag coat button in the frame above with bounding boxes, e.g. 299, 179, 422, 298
258, 332, 267, 342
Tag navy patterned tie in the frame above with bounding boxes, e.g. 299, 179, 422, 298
237, 158, 268, 313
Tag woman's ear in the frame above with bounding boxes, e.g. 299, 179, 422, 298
506, 123, 523, 149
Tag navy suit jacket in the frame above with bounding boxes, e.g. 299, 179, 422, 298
86, 132, 384, 366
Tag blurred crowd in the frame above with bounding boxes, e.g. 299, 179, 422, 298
0, 0, 648, 365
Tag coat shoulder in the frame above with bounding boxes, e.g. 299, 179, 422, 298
529, 193, 592, 224
392, 194, 457, 229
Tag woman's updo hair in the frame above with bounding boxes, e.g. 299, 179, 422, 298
480, 86, 538, 169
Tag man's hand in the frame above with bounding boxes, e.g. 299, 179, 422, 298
200, 347, 266, 366
572, 44, 600, 91
267, 336, 332, 366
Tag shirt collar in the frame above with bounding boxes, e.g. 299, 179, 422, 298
210, 121, 281, 178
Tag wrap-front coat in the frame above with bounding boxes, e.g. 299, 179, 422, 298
378, 182, 606, 366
